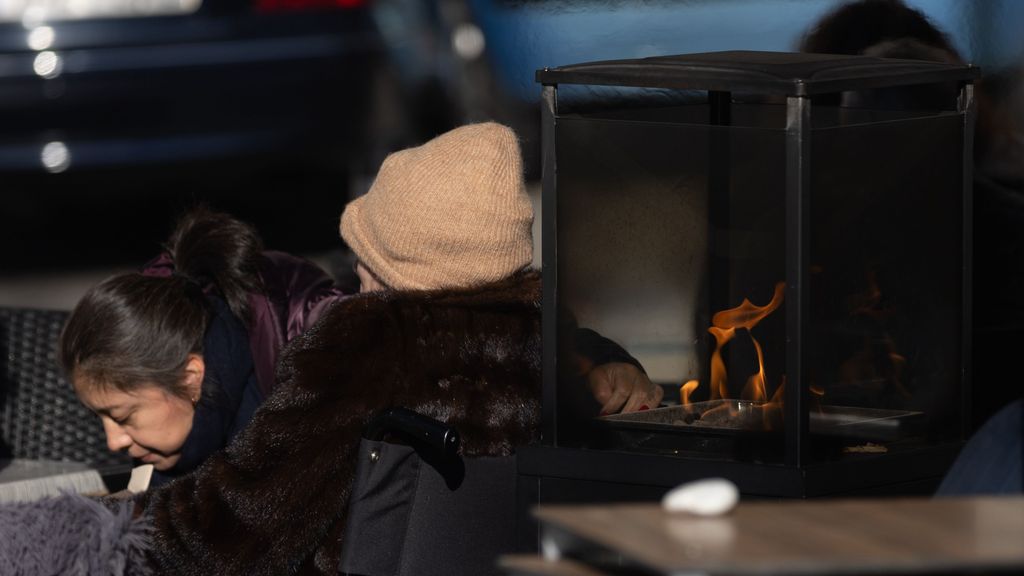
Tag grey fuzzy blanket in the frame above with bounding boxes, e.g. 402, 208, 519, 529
0, 493, 152, 576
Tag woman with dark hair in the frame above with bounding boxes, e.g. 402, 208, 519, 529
59, 206, 344, 486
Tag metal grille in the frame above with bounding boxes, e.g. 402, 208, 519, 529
0, 306, 130, 471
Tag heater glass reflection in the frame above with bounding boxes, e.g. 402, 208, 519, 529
554, 105, 965, 463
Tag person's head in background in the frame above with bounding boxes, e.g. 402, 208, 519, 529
799, 0, 960, 61
797, 0, 1005, 159
58, 208, 262, 470
340, 121, 533, 293
799, 0, 965, 108
800, 0, 1022, 184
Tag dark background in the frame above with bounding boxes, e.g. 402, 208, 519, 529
2, 0, 1022, 275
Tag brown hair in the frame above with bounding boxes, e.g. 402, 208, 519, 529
59, 206, 263, 398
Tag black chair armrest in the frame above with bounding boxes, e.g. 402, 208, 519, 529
363, 407, 460, 461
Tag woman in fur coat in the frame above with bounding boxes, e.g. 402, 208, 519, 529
136, 122, 663, 575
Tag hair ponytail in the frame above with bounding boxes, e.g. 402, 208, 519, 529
60, 206, 265, 398
166, 205, 264, 323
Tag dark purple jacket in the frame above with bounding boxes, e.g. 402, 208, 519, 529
143, 249, 345, 398
247, 251, 346, 397
142, 250, 346, 485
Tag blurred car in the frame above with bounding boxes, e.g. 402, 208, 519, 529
0, 0, 391, 269
0, 0, 384, 168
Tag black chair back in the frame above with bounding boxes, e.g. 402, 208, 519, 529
339, 409, 518, 576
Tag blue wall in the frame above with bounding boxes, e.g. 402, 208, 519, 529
471, 0, 1024, 102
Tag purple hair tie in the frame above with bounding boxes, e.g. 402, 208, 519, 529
140, 251, 213, 296
140, 252, 175, 278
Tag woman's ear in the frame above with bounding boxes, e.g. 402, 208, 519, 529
183, 353, 206, 406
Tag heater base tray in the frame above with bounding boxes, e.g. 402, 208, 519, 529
601, 400, 924, 442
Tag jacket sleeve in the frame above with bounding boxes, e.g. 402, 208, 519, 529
574, 327, 646, 373
247, 251, 348, 398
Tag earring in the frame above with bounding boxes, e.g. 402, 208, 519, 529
191, 395, 198, 407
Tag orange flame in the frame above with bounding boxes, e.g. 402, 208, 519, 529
707, 326, 736, 400
684, 280, 794, 420
682, 281, 797, 423
740, 335, 768, 403
680, 380, 700, 405
710, 282, 785, 403
712, 282, 786, 331
773, 377, 787, 404
667, 277, 918, 433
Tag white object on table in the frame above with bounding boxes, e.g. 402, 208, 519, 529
661, 477, 739, 516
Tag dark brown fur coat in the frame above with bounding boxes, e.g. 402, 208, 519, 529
138, 270, 542, 575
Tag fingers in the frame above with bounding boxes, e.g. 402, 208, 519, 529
649, 381, 665, 406
619, 367, 660, 414
587, 365, 613, 405
588, 363, 664, 415
587, 364, 629, 415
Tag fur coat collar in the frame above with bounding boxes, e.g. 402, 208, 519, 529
139, 270, 542, 575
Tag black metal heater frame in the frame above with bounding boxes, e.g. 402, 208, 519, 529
518, 51, 980, 508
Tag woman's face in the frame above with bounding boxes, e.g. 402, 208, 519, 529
74, 355, 204, 471
355, 260, 387, 293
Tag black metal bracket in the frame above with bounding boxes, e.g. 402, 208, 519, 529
363, 407, 461, 461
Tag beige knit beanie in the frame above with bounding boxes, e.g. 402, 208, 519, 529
339, 122, 533, 291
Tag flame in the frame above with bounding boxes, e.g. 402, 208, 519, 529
680, 380, 699, 405
740, 334, 768, 403
772, 376, 787, 404
760, 375, 790, 430
683, 281, 790, 421
712, 282, 786, 331
707, 326, 735, 400
709, 282, 785, 403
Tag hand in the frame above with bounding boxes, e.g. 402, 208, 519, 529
586, 362, 664, 415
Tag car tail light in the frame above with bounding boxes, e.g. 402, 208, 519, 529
255, 0, 364, 13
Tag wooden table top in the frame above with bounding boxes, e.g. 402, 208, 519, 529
529, 496, 1024, 575
499, 556, 609, 576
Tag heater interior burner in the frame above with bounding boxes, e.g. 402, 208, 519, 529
601, 400, 924, 442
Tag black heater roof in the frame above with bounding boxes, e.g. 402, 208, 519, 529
535, 50, 980, 96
